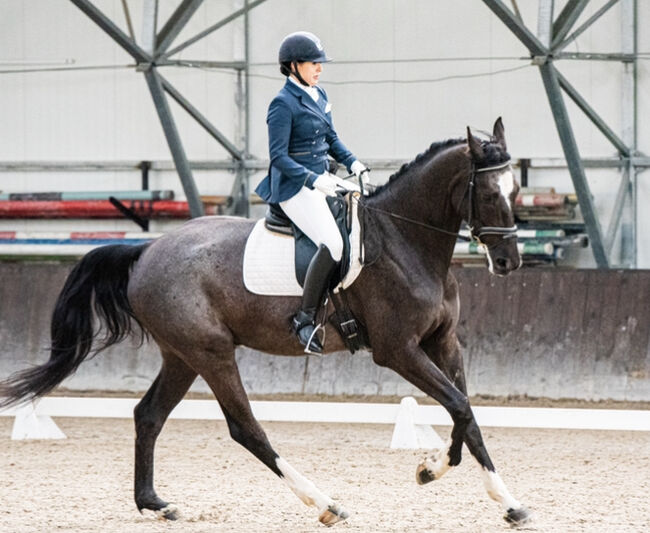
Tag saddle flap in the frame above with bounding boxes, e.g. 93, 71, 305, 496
243, 194, 364, 297
292, 194, 351, 287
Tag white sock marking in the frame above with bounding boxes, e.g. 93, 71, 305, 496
481, 467, 522, 511
276, 457, 333, 512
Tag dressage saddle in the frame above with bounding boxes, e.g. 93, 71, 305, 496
263, 196, 352, 288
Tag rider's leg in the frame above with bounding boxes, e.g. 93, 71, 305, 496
292, 244, 337, 353
280, 187, 343, 354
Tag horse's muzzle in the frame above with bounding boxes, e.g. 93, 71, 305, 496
487, 239, 521, 276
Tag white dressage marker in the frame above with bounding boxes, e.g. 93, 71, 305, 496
390, 396, 445, 449
11, 401, 66, 440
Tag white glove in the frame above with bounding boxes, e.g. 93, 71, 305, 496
313, 173, 339, 196
350, 160, 370, 184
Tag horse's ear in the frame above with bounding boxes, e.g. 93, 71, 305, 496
467, 126, 485, 161
493, 117, 507, 151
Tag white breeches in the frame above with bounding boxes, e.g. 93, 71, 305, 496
280, 186, 343, 262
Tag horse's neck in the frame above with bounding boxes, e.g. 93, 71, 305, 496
366, 154, 465, 273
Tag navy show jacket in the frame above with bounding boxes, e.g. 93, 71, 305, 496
255, 79, 356, 204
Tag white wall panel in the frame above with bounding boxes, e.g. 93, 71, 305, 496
0, 0, 648, 266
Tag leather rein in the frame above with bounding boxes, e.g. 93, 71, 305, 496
354, 159, 517, 247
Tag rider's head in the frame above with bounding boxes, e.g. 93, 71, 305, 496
278, 31, 331, 86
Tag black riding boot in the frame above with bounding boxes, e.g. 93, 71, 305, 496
293, 244, 338, 354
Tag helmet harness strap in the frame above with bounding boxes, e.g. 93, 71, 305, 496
291, 61, 310, 87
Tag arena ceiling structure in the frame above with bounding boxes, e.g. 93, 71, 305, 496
68, 0, 644, 268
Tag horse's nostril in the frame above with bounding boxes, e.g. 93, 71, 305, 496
496, 257, 508, 269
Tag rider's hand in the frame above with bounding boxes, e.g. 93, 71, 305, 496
351, 160, 370, 184
313, 173, 339, 196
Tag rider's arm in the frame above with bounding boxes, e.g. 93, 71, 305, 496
267, 98, 319, 189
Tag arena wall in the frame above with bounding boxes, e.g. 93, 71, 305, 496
1, 261, 648, 402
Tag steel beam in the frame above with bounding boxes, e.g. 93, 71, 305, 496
554, 0, 620, 52
69, 0, 151, 63
143, 69, 204, 218
551, 0, 589, 49
621, 0, 637, 266
162, 0, 268, 59
555, 52, 634, 62
537, 0, 554, 47
155, 0, 204, 56
555, 69, 630, 157
141, 0, 158, 55
120, 0, 136, 41
538, 61, 608, 268
605, 169, 629, 256
481, 0, 547, 56
164, 59, 246, 69
159, 73, 243, 160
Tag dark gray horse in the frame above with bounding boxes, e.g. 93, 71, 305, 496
0, 118, 530, 527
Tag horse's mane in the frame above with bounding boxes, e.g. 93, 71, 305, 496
367, 136, 510, 198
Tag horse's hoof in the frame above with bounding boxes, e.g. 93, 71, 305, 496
504, 506, 532, 527
318, 504, 349, 526
155, 504, 179, 521
415, 461, 436, 485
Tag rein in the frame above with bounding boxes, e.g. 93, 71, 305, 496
355, 159, 517, 247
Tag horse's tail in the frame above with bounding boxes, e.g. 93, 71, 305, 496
0, 243, 149, 408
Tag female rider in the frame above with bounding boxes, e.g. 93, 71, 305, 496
255, 31, 368, 355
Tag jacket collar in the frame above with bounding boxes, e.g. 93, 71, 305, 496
283, 79, 329, 123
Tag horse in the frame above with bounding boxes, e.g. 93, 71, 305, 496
0, 118, 531, 527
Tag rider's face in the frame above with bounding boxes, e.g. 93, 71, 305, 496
296, 61, 322, 87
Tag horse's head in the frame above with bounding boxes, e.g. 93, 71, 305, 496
463, 118, 521, 276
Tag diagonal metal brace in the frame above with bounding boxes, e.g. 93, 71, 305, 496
162, 0, 269, 59
69, 0, 151, 63
551, 0, 590, 49
144, 69, 204, 218
481, 0, 548, 56
159, 73, 243, 160
555, 69, 630, 157
538, 62, 609, 268
155, 0, 204, 56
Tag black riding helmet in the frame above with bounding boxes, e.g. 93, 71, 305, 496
278, 31, 331, 86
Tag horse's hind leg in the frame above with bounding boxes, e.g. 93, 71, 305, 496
192, 341, 349, 526
134, 350, 197, 519
421, 337, 531, 526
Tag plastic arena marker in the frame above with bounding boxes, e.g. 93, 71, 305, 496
11, 401, 66, 440
390, 397, 445, 449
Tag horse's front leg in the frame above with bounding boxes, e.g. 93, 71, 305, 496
372, 340, 473, 479
419, 335, 532, 526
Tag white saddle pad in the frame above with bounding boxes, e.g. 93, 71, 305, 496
243, 198, 363, 296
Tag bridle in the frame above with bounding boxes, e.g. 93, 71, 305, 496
465, 159, 518, 248
355, 159, 518, 246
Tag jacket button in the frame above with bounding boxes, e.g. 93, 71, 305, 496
315, 129, 319, 133
312, 141, 316, 145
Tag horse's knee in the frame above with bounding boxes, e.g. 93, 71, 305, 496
449, 396, 472, 425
